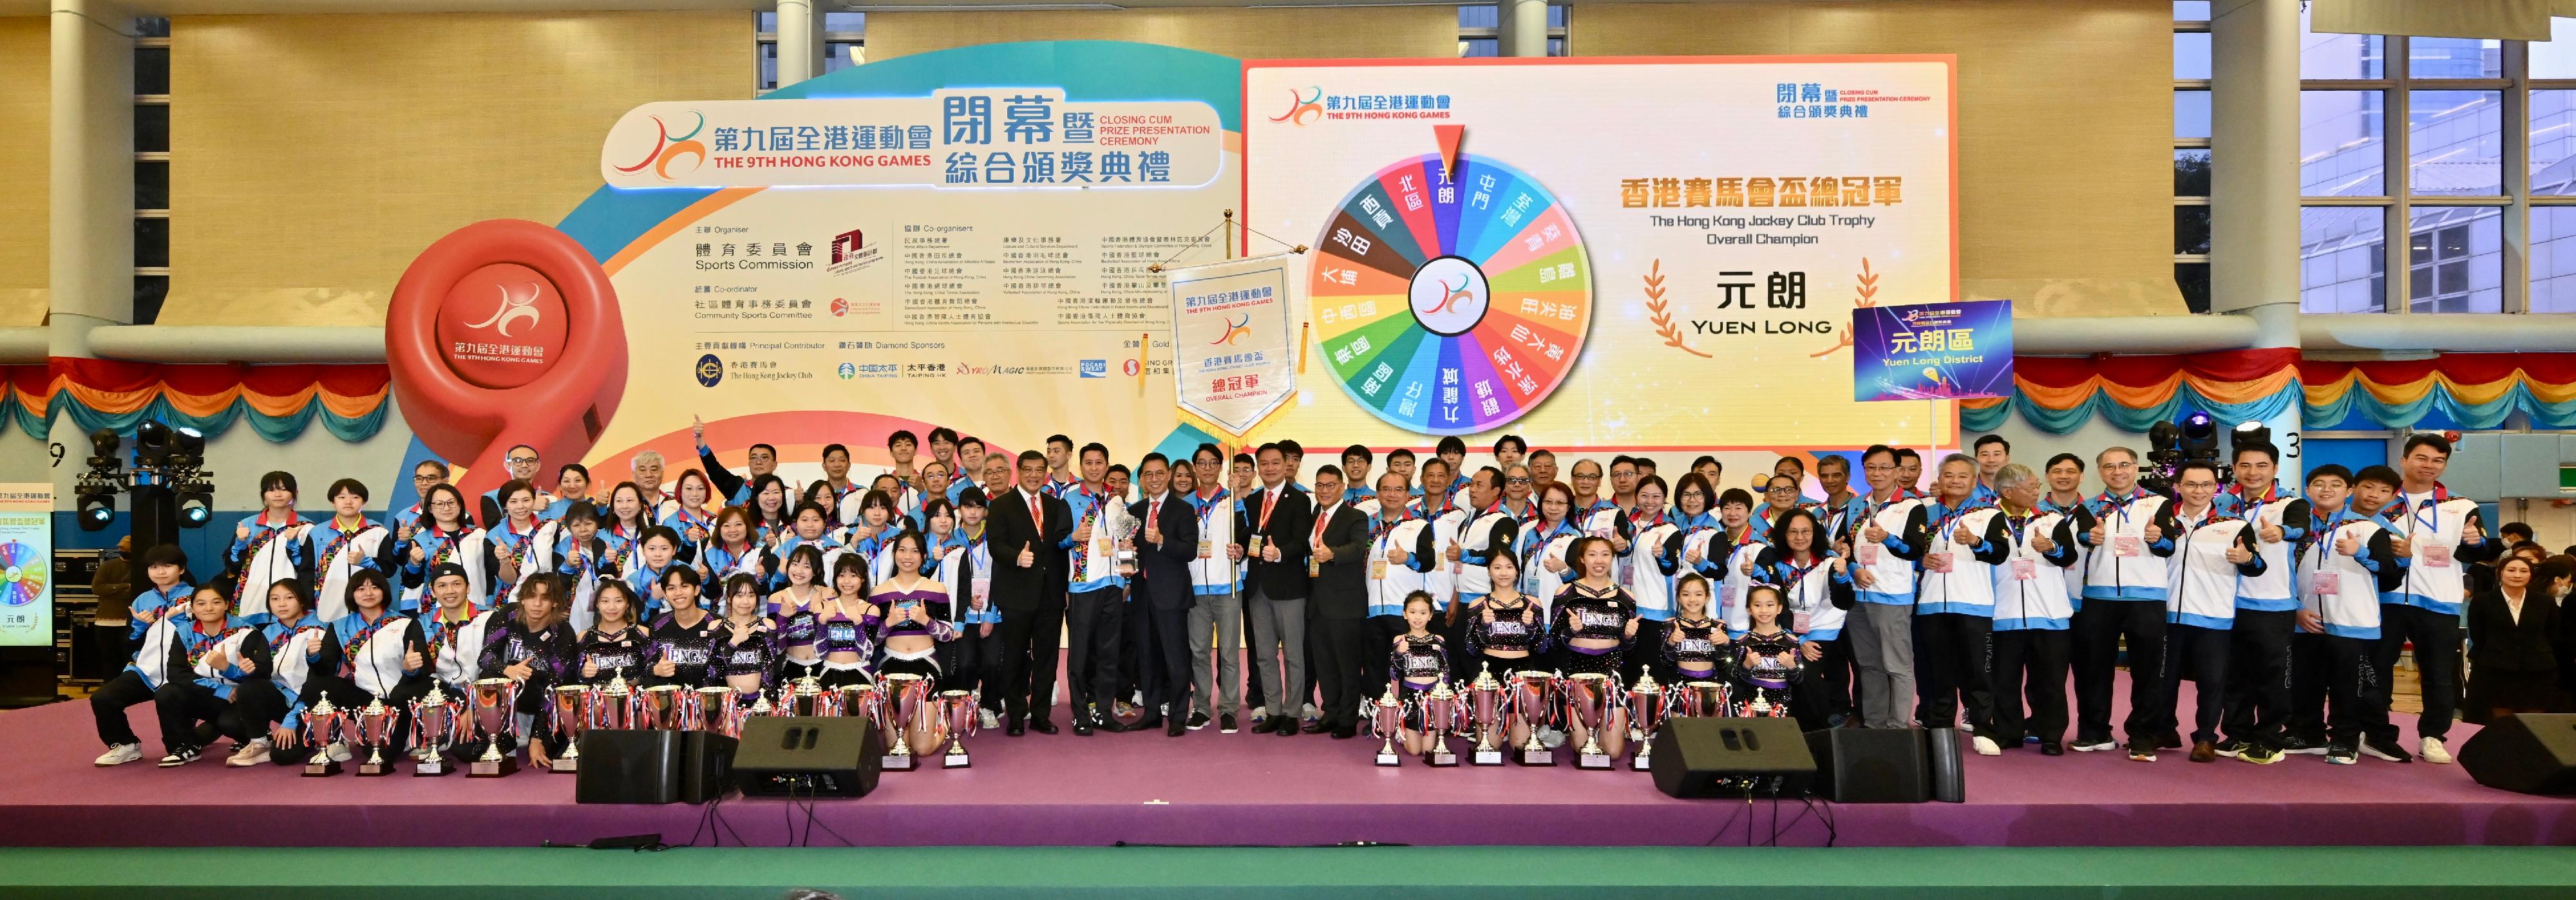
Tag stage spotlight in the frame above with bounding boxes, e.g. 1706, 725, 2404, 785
176, 489, 212, 528
88, 428, 120, 462
134, 420, 171, 467
171, 426, 206, 469
2231, 420, 2271, 454
77, 491, 114, 532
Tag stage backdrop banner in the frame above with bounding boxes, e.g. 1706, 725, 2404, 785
0, 483, 50, 646
1244, 56, 1958, 453
1169, 252, 1300, 436
553, 42, 1243, 483
1852, 299, 2013, 402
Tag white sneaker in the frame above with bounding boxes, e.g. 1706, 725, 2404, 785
226, 738, 272, 767
1249, 706, 1267, 724
157, 746, 203, 767
1302, 703, 1321, 722
1972, 736, 2002, 756
325, 742, 353, 763
2069, 738, 2117, 753
93, 743, 143, 767
2420, 736, 2453, 765
978, 709, 1001, 731
1537, 726, 1567, 749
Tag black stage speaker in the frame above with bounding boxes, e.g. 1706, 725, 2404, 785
1650, 717, 1815, 798
1925, 727, 1967, 803
1804, 727, 1947, 803
681, 731, 740, 804
734, 717, 882, 798
576, 729, 682, 805
2459, 713, 2576, 796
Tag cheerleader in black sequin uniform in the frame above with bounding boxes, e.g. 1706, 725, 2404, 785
1385, 592, 1452, 757
1660, 573, 1732, 715
477, 575, 580, 767
576, 580, 653, 686
1465, 551, 1551, 751
1727, 584, 1803, 717
1553, 536, 1637, 758
713, 574, 777, 698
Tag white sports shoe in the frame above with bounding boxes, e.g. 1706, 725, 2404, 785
325, 742, 353, 763
93, 743, 143, 767
2420, 736, 2454, 765
227, 739, 272, 767
1971, 736, 2002, 756
979, 709, 1001, 731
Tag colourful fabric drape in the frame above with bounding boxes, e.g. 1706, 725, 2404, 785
44, 359, 392, 442
1964, 350, 2576, 434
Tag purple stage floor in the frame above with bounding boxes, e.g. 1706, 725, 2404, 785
7, 678, 2571, 848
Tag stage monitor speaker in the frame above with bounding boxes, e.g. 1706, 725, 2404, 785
1649, 717, 1814, 798
2459, 713, 2576, 796
735, 717, 882, 798
1804, 727, 1933, 803
1925, 727, 1967, 803
576, 729, 682, 805
681, 731, 739, 805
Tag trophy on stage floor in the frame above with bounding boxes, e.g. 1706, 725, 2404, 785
412, 681, 460, 776
694, 687, 738, 735
786, 675, 826, 717
1566, 673, 1616, 770
1423, 679, 1461, 767
737, 691, 770, 736
1627, 671, 1664, 772
1681, 680, 1729, 718
594, 673, 635, 731
935, 689, 977, 768
354, 697, 398, 776
1371, 683, 1404, 767
639, 684, 683, 730
837, 682, 879, 727
1511, 672, 1557, 766
468, 677, 520, 778
880, 673, 927, 771
1468, 663, 1505, 766
302, 694, 343, 777
549, 685, 588, 773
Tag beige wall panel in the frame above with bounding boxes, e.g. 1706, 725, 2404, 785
0, 17, 46, 325
1582, 0, 2181, 315
167, 12, 752, 326
867, 7, 1457, 62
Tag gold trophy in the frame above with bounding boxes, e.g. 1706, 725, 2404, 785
1371, 682, 1403, 767
1423, 679, 1461, 766
640, 684, 683, 729
301, 694, 343, 777
597, 673, 636, 730
788, 674, 825, 717
1467, 663, 1506, 766
1627, 671, 1663, 772
354, 697, 397, 776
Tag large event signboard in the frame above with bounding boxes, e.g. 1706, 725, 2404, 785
1243, 57, 1958, 452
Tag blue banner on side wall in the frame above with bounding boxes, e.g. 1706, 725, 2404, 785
1853, 299, 2014, 402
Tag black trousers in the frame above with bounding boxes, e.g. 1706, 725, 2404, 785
2325, 632, 2386, 749
996, 597, 1066, 724
2072, 597, 2167, 745
1242, 595, 1267, 712
1311, 615, 1374, 729
934, 624, 992, 708
1065, 588, 1124, 718
1145, 603, 1195, 721
1913, 612, 1995, 739
2289, 630, 2332, 744
95, 675, 240, 754
2370, 603, 2461, 743
1990, 628, 2071, 747
2155, 622, 2230, 745
1122, 590, 1157, 709
1790, 632, 1855, 730
2222, 609, 2296, 750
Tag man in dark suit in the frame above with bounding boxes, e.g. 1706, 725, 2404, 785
1304, 465, 1376, 738
1233, 443, 1313, 736
989, 449, 1073, 735
1125, 453, 1201, 736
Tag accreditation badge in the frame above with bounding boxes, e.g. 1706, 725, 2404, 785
2420, 544, 2452, 568
1371, 559, 1388, 581
1246, 534, 1265, 558
2311, 571, 2340, 595
2011, 558, 2037, 581
1857, 543, 1881, 567
2114, 535, 2144, 558
1308, 555, 1320, 577
1199, 538, 1213, 558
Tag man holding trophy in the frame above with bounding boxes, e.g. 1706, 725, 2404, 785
1061, 442, 1133, 736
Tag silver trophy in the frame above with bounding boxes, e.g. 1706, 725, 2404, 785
1627, 671, 1664, 772
354, 697, 398, 776
880, 673, 929, 771
1565, 673, 1617, 770
412, 681, 461, 776
468, 677, 520, 777
1370, 682, 1404, 767
936, 689, 978, 769
302, 693, 343, 777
